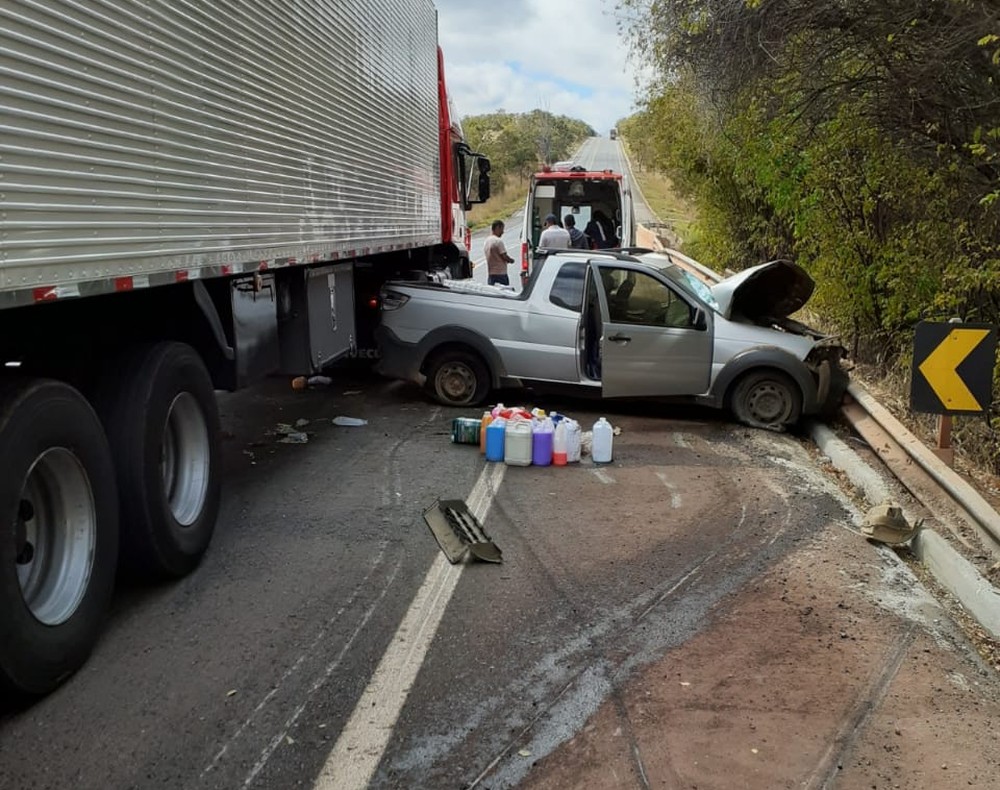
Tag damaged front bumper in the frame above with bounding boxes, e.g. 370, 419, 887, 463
807, 341, 850, 417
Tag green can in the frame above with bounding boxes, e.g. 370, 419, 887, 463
451, 417, 481, 445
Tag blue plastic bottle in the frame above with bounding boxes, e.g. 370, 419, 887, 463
485, 418, 506, 462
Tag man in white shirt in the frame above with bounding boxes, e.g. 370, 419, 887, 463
483, 219, 515, 285
538, 214, 571, 249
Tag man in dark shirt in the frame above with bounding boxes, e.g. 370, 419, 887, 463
564, 214, 589, 249
585, 210, 618, 249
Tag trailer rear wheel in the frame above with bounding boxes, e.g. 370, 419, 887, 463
98, 343, 221, 578
0, 378, 119, 696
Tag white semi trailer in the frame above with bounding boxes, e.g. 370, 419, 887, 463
0, 0, 489, 695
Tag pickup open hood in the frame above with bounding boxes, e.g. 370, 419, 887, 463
710, 260, 814, 322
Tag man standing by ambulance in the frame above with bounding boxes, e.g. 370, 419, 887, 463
483, 219, 515, 286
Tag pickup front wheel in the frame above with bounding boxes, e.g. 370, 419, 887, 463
424, 349, 490, 407
730, 370, 802, 430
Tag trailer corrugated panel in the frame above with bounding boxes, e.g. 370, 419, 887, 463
0, 0, 441, 294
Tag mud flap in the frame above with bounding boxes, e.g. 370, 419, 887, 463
423, 499, 502, 564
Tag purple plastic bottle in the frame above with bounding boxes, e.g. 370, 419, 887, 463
532, 419, 554, 466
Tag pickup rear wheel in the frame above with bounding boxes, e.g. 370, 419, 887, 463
730, 370, 802, 430
425, 348, 490, 407
0, 378, 119, 696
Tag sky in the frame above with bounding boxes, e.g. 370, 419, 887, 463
435, 0, 645, 136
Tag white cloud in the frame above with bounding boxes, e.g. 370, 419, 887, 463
435, 0, 644, 134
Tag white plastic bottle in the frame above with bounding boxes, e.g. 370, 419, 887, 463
504, 417, 533, 466
592, 417, 614, 464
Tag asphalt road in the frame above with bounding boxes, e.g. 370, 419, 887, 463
3, 363, 998, 789
469, 135, 646, 290
4, 139, 1000, 788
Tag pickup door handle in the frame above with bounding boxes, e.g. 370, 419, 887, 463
608, 333, 631, 343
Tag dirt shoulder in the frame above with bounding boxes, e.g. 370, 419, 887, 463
521, 517, 1000, 789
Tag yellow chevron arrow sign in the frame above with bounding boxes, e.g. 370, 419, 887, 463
917, 328, 990, 411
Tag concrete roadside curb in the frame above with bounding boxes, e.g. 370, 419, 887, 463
811, 421, 1000, 640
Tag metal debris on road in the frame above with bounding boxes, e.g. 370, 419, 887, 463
423, 499, 502, 564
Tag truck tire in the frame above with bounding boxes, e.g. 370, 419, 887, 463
97, 343, 221, 578
424, 348, 490, 407
0, 378, 119, 696
730, 370, 802, 430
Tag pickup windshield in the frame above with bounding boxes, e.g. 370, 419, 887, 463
652, 262, 720, 312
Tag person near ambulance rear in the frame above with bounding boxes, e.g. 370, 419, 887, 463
563, 214, 589, 250
585, 210, 618, 249
538, 213, 571, 249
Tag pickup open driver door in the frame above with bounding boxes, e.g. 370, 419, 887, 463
590, 262, 713, 398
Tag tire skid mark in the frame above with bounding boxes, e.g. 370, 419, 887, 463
380, 406, 441, 506
200, 542, 391, 779
460, 496, 798, 789
241, 555, 405, 788
611, 689, 653, 790
807, 624, 918, 790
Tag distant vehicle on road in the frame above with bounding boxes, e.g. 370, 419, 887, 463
521, 163, 634, 279
376, 249, 848, 429
610, 128, 618, 140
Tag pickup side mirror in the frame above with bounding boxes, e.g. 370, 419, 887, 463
693, 307, 708, 331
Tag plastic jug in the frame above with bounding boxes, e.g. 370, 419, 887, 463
592, 417, 614, 464
532, 417, 554, 466
504, 418, 533, 466
552, 421, 568, 466
564, 419, 582, 463
485, 418, 506, 462
479, 411, 493, 454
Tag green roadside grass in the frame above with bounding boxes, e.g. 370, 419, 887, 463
630, 167, 698, 242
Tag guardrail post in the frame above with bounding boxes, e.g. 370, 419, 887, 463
934, 414, 955, 467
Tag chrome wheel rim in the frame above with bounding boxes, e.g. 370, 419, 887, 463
16, 449, 96, 625
162, 392, 210, 526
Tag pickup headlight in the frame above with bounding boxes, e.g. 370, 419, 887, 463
381, 290, 410, 311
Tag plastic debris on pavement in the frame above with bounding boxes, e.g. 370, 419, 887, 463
291, 374, 332, 390
332, 416, 367, 427
278, 432, 309, 444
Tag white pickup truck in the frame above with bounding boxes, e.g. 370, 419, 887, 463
376, 249, 848, 428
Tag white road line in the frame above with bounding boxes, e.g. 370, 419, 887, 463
655, 471, 683, 509
242, 556, 405, 788
591, 468, 615, 485
313, 463, 506, 790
